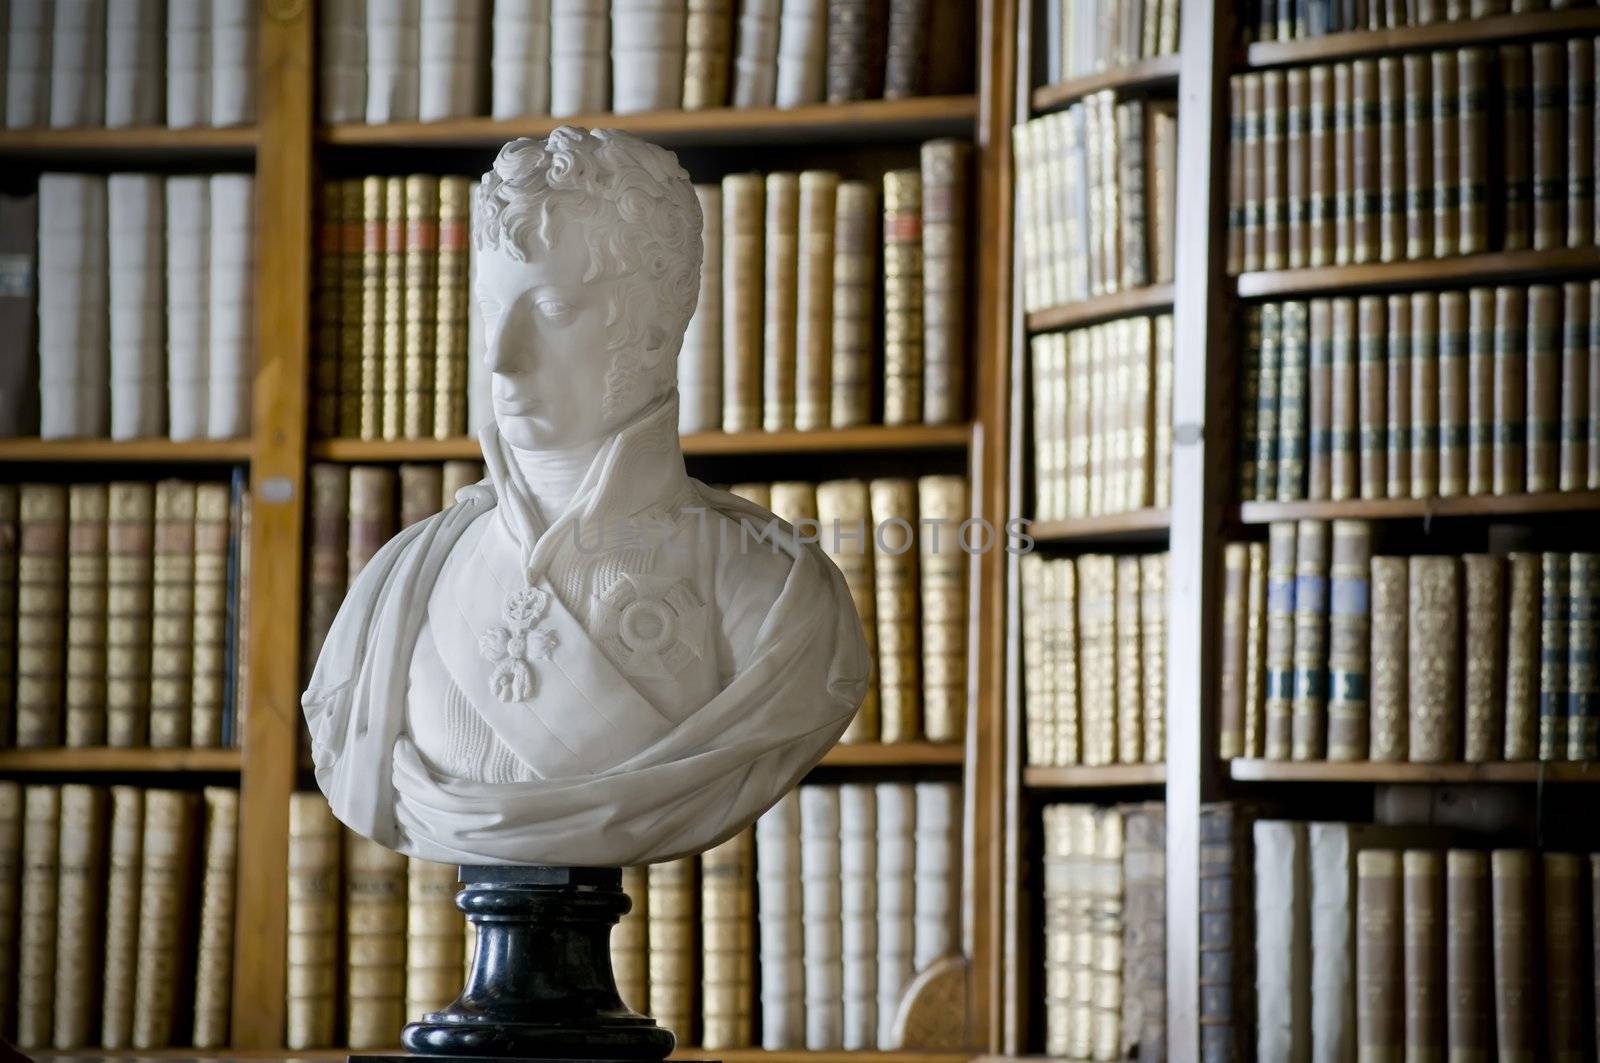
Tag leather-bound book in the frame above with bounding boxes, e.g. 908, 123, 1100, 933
700, 829, 753, 1049
799, 785, 841, 1048
1041, 803, 1075, 1056
1543, 852, 1586, 1057
1467, 286, 1496, 495
63, 484, 108, 748
150, 480, 196, 747
1020, 555, 1048, 766
1155, 315, 1175, 507
1264, 521, 1298, 760
1121, 802, 1166, 1062
1572, 39, 1597, 248
1326, 520, 1371, 761
1256, 303, 1283, 502
831, 180, 876, 428
837, 784, 876, 1048
338, 180, 364, 437
1445, 851, 1491, 1060
133, 789, 198, 1048
1199, 803, 1254, 1063
1430, 50, 1460, 258
359, 176, 386, 441
1356, 295, 1386, 499
1286, 68, 1311, 267
1079, 554, 1118, 766
1291, 520, 1330, 760
190, 482, 230, 748
755, 792, 802, 1047
106, 493, 156, 738
345, 832, 408, 1049
101, 786, 143, 1048
917, 475, 966, 743
912, 781, 960, 975
1539, 551, 1571, 761
1400, 52, 1433, 259
731, 0, 780, 107
1279, 301, 1310, 500
1263, 73, 1288, 270
649, 858, 698, 1044
1350, 60, 1378, 264
721, 173, 764, 433
0, 782, 18, 1037
882, 168, 924, 426
399, 463, 443, 530
1032, 334, 1063, 520
826, 0, 885, 102
1384, 295, 1413, 498
1560, 282, 1590, 490
286, 793, 339, 1050
1329, 298, 1358, 499
870, 478, 921, 742
1244, 73, 1265, 273
1530, 41, 1566, 251
1490, 851, 1536, 1060
1116, 555, 1146, 764
882, 0, 928, 99
305, 465, 350, 675
434, 176, 471, 440
407, 859, 462, 1019
1462, 555, 1507, 761
348, 466, 397, 582
921, 139, 971, 425
16, 785, 60, 1048
1402, 851, 1446, 1061
1493, 285, 1529, 496
1570, 553, 1599, 761
1591, 282, 1600, 490
1049, 557, 1081, 766
1089, 807, 1124, 1060
17, 484, 67, 748
1356, 849, 1403, 1061
1499, 45, 1533, 251
795, 171, 838, 432
1376, 57, 1403, 262
380, 177, 407, 441
0, 193, 40, 438
1454, 47, 1489, 255
401, 175, 438, 441
817, 479, 878, 741
1254, 820, 1310, 1061
680, 184, 724, 435
1437, 291, 1469, 497
762, 173, 800, 432
682, 0, 733, 109
1369, 555, 1409, 761
1409, 292, 1440, 498
875, 783, 915, 1046
1153, 101, 1181, 282
0, 489, 15, 745
1504, 552, 1541, 760
439, 462, 482, 508
614, 865, 649, 1015
1309, 65, 1335, 266
1245, 542, 1269, 758
775, 0, 826, 108
314, 182, 342, 437
1333, 63, 1353, 264
1140, 553, 1167, 762
1527, 284, 1562, 493
1407, 556, 1461, 762
1234, 77, 1253, 274
52, 784, 107, 1049
1306, 299, 1333, 498
192, 786, 238, 1048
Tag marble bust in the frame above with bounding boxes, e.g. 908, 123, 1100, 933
303, 128, 870, 868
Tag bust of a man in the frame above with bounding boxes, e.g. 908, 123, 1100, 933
303, 128, 870, 867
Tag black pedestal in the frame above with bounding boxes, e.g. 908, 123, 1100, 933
394, 865, 676, 1062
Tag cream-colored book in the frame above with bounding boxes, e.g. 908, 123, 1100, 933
53, 784, 107, 1048
839, 782, 878, 1049
727, 482, 772, 509
615, 865, 650, 1014
913, 781, 961, 971
763, 172, 800, 432
0, 489, 15, 747
920, 139, 973, 425
17, 785, 61, 1048
441, 461, 483, 508
192, 786, 238, 1048
755, 791, 804, 1048
190, 482, 231, 747
133, 789, 199, 1049
875, 781, 915, 1046
345, 831, 408, 1049
794, 170, 838, 431
17, 484, 67, 747
800, 784, 843, 1049
870, 478, 921, 742
769, 481, 818, 532
917, 474, 967, 742
830, 180, 876, 428
721, 173, 765, 433
101, 786, 145, 1048
1115, 554, 1144, 764
287, 792, 341, 1050
648, 856, 698, 1045
817, 479, 878, 742
63, 483, 108, 747
679, 184, 724, 435
104, 485, 154, 747
1140, 553, 1168, 762
407, 858, 463, 1018
149, 480, 197, 748
0, 783, 21, 1045
882, 169, 924, 426
381, 176, 407, 442
701, 829, 754, 1049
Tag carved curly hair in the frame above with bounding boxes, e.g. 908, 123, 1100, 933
474, 128, 704, 418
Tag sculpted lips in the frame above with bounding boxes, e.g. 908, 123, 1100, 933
495, 395, 542, 415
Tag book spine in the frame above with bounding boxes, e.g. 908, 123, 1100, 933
1401, 52, 1433, 260
681, 183, 725, 435
63, 484, 108, 748
1356, 849, 1403, 1061
1306, 299, 1333, 499
0, 489, 15, 745
359, 176, 386, 441
380, 176, 407, 441
720, 173, 764, 432
1286, 68, 1311, 268
837, 784, 876, 1048
1504, 551, 1542, 760
794, 171, 839, 432
912, 782, 960, 974
433, 177, 470, 439
1263, 72, 1287, 270
1333, 63, 1353, 264
1257, 303, 1283, 502
1351, 59, 1378, 264
1501, 45, 1533, 251
1407, 555, 1462, 762
1560, 281, 1591, 490
1020, 555, 1047, 766
188, 482, 230, 747
1141, 553, 1168, 762
1460, 554, 1508, 762
1326, 519, 1371, 761
817, 480, 879, 742
1265, 521, 1298, 760
1494, 285, 1529, 495
1445, 850, 1492, 1059
831, 180, 876, 428
1245, 542, 1269, 758
1382, 294, 1413, 499
1331, 297, 1358, 500
614, 864, 649, 1015
52, 784, 107, 1049
883, 0, 928, 99
800, 786, 842, 1049
1199, 804, 1251, 1062
406, 858, 463, 1019
1309, 64, 1335, 267
286, 793, 339, 1050
701, 829, 753, 1049
1431, 50, 1460, 258
17, 485, 67, 748
1541, 551, 1572, 761
921, 139, 971, 426
1580, 38, 1599, 249
1370, 554, 1409, 761
1491, 850, 1537, 1059
1458, 47, 1490, 254
1542, 852, 1587, 1058
304, 465, 350, 676
150, 482, 197, 748
398, 463, 442, 530
16, 785, 60, 1047
1591, 280, 1600, 489
1254, 819, 1310, 1061
1402, 850, 1445, 1062
869, 478, 922, 742
1531, 41, 1566, 250
1376, 56, 1403, 262
192, 786, 238, 1048
1156, 314, 1175, 507
824, 0, 878, 103
101, 785, 144, 1048
882, 169, 923, 426
1230, 76, 1247, 275
1357, 294, 1387, 499
1411, 292, 1441, 499
1079, 555, 1118, 766
762, 172, 800, 432
1527, 284, 1562, 493
1291, 519, 1330, 760
875, 782, 914, 1046
683, 0, 733, 108
1244, 73, 1264, 273
1278, 301, 1310, 500
344, 832, 408, 1049
132, 789, 198, 1049
917, 474, 967, 743
348, 466, 397, 582
1570, 552, 1600, 761
1115, 555, 1145, 764
1467, 286, 1496, 495
1438, 291, 1470, 497
755, 791, 802, 1047
400, 175, 438, 440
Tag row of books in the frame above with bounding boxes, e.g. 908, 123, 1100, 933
1217, 521, 1600, 764
0, 175, 256, 442
1228, 43, 1600, 274
286, 782, 963, 1051
319, 0, 967, 125
1029, 313, 1174, 523
0, 475, 251, 750
2, 0, 256, 130
1040, 803, 1165, 1063
1013, 94, 1178, 314
1240, 285, 1600, 505
1251, 818, 1600, 1061
0, 783, 238, 1050
1039, 0, 1180, 86
1018, 552, 1169, 768
1242, 0, 1587, 43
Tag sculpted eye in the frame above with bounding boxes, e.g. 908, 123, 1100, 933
538, 299, 575, 323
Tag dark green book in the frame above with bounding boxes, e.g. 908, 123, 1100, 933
1540, 551, 1571, 761
1241, 305, 1263, 500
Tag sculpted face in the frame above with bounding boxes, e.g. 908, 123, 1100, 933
477, 227, 632, 451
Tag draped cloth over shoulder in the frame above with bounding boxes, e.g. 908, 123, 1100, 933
302, 395, 871, 867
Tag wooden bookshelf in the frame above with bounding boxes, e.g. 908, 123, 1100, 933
0, 747, 244, 773
1030, 508, 1171, 543
1022, 763, 1167, 788
0, 124, 257, 161
1235, 246, 1600, 299
1030, 53, 1181, 113
1243, 6, 1600, 68
820, 742, 967, 767
320, 95, 979, 149
1240, 490, 1600, 524
1229, 759, 1600, 784
1023, 283, 1174, 333
0, 437, 253, 463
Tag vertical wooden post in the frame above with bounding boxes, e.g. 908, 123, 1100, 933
1166, 0, 1236, 1057
232, 0, 314, 1048
972, 0, 1018, 1052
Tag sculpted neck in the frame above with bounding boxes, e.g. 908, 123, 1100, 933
507, 437, 604, 523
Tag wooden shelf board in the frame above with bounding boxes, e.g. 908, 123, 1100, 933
822, 741, 966, 767
0, 124, 257, 160
1245, 8, 1600, 68
320, 96, 979, 149
1025, 284, 1175, 333
0, 437, 253, 463
1031, 54, 1182, 113
1023, 763, 1167, 787
0, 747, 243, 773
311, 424, 972, 462
1230, 758, 1600, 783
1236, 247, 1600, 300
1239, 490, 1600, 523
179, 1050, 974, 1062
1031, 508, 1171, 542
